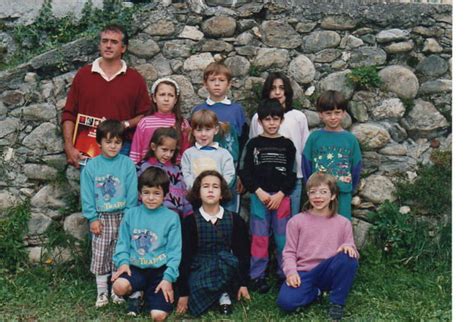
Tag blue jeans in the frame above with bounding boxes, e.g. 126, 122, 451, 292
277, 253, 358, 311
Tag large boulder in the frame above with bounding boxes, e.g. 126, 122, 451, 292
401, 99, 449, 138
64, 213, 89, 241
351, 123, 391, 150
288, 55, 316, 84
359, 175, 397, 204
303, 30, 341, 53
202, 16, 237, 37
253, 48, 289, 69
379, 65, 419, 99
318, 70, 355, 100
261, 20, 302, 49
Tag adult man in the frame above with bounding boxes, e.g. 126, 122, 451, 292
62, 24, 151, 168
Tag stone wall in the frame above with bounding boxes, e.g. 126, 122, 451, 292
0, 0, 103, 26
0, 0, 452, 260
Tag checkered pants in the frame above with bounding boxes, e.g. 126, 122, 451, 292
90, 212, 123, 275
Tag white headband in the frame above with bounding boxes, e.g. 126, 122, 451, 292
151, 77, 180, 96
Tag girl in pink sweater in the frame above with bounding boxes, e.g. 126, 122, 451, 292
277, 173, 358, 321
130, 78, 191, 164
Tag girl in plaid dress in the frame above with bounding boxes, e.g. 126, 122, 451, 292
176, 170, 251, 316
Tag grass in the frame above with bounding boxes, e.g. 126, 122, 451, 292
0, 245, 451, 321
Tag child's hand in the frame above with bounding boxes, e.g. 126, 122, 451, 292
337, 245, 358, 258
90, 220, 103, 236
267, 191, 285, 210
155, 280, 174, 303
255, 188, 270, 206
286, 273, 301, 288
237, 286, 251, 301
176, 296, 189, 314
111, 264, 131, 281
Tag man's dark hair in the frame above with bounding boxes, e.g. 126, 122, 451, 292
100, 24, 129, 46
96, 119, 125, 143
257, 98, 285, 121
261, 72, 294, 112
316, 90, 348, 112
138, 167, 170, 196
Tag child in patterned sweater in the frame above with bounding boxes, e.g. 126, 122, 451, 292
302, 90, 362, 219
80, 120, 138, 308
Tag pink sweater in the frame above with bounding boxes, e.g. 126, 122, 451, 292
282, 212, 358, 277
130, 112, 191, 164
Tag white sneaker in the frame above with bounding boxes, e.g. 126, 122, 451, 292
219, 292, 232, 305
111, 290, 126, 305
95, 292, 109, 308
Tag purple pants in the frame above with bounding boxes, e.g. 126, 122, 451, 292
277, 253, 358, 312
249, 193, 291, 279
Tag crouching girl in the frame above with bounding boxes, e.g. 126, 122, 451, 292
276, 173, 359, 321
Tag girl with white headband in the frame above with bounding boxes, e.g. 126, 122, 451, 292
130, 78, 191, 165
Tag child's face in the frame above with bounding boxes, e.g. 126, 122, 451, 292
259, 115, 282, 137
269, 78, 286, 108
307, 183, 336, 214
193, 126, 218, 146
154, 83, 178, 114
319, 108, 346, 131
140, 185, 165, 210
200, 175, 222, 207
99, 134, 123, 159
205, 73, 230, 101
151, 137, 177, 164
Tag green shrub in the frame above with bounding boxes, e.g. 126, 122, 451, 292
248, 64, 262, 77
396, 150, 451, 217
42, 221, 91, 277
400, 97, 415, 113
0, 202, 31, 272
368, 201, 451, 269
346, 66, 382, 90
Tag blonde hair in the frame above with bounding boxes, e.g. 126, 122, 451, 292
190, 109, 218, 145
203, 62, 232, 82
303, 173, 339, 217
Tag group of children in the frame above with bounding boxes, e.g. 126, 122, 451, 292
80, 62, 362, 321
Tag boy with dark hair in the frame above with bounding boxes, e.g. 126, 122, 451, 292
80, 119, 138, 308
302, 90, 362, 220
240, 99, 296, 293
112, 167, 182, 320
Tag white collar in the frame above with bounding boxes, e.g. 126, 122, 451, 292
195, 142, 219, 149
206, 97, 232, 106
91, 57, 127, 81
199, 206, 224, 224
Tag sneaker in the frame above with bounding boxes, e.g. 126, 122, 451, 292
111, 290, 126, 305
250, 277, 271, 294
95, 292, 109, 308
127, 297, 141, 317
328, 303, 344, 321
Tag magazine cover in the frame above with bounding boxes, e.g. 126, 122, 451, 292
72, 114, 103, 166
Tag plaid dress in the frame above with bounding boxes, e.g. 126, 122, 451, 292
188, 212, 239, 316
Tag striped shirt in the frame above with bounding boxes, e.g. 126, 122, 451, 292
130, 112, 191, 164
